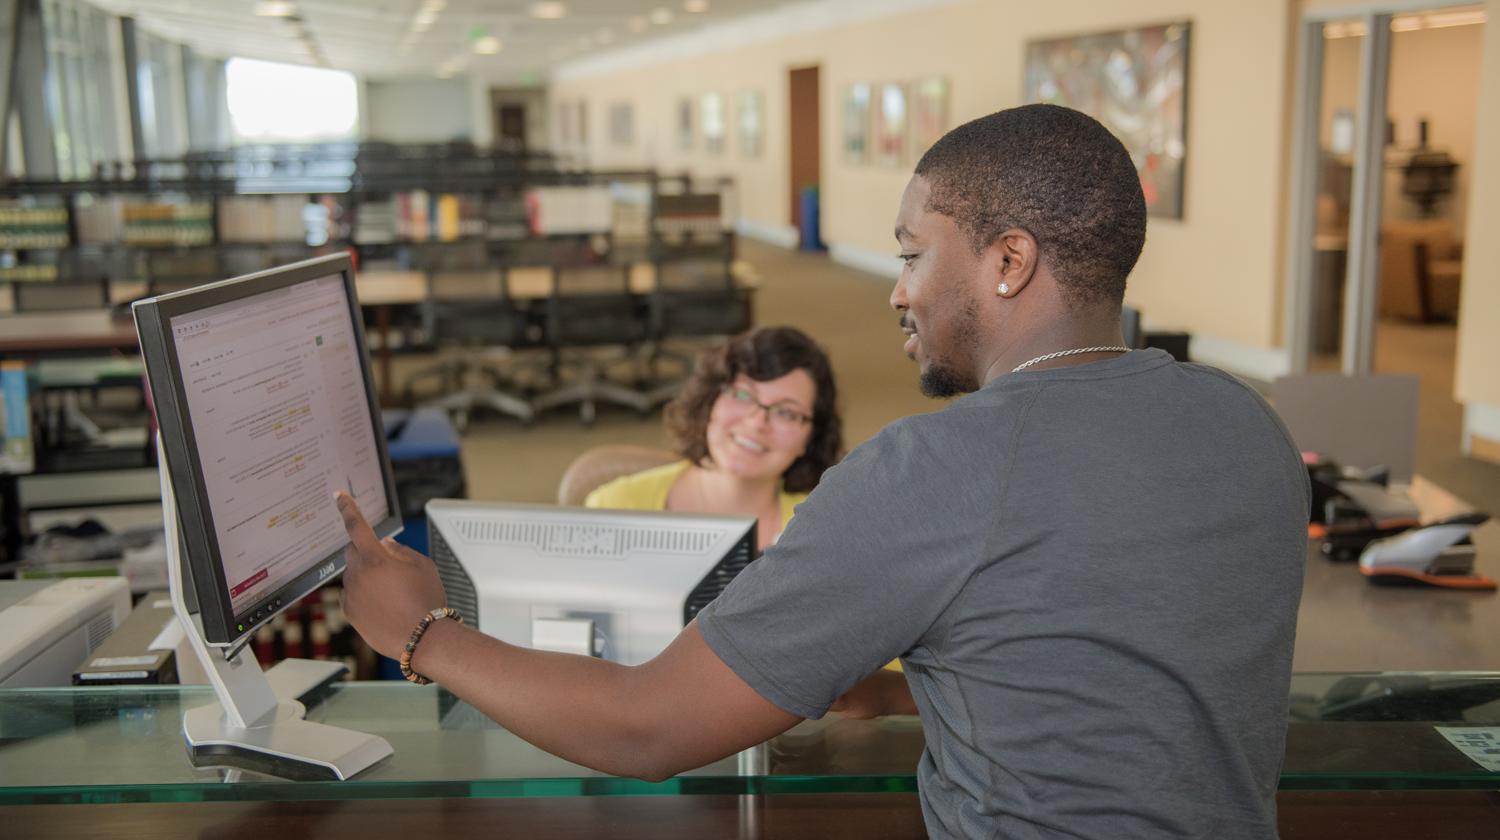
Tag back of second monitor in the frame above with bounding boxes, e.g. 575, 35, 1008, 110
426, 499, 756, 666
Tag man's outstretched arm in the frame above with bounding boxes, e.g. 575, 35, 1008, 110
336, 491, 801, 781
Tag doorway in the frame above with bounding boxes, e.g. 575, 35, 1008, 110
494, 104, 527, 152
1288, 5, 1483, 379
788, 65, 820, 249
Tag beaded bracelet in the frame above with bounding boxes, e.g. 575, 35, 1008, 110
399, 606, 463, 685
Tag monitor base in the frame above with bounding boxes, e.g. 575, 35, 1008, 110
183, 659, 392, 781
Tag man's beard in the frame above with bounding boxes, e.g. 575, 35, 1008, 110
916, 296, 982, 399
919, 362, 974, 398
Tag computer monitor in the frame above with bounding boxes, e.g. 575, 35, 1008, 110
133, 252, 399, 779
425, 500, 755, 666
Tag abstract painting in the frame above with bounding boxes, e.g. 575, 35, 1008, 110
1024, 21, 1191, 218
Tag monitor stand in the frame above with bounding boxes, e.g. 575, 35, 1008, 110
158, 440, 394, 780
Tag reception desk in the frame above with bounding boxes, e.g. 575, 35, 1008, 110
3, 674, 1499, 838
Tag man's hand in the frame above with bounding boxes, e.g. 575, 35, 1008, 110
828, 669, 917, 719
335, 490, 448, 659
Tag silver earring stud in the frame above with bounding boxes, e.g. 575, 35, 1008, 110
997, 282, 1010, 296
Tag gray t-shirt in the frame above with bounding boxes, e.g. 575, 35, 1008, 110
698, 349, 1309, 840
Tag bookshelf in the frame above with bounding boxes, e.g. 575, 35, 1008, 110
0, 143, 682, 314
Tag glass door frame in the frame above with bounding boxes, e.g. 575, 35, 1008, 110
1284, 2, 1466, 374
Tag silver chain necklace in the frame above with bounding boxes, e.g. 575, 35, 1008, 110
1011, 346, 1131, 373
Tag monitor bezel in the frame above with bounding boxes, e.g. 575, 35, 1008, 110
134, 252, 402, 646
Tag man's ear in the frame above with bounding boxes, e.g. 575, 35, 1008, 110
989, 229, 1039, 299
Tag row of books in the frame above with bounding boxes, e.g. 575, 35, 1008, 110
218, 195, 322, 243
0, 264, 60, 282
73, 197, 322, 248
0, 188, 703, 262
0, 205, 70, 249
352, 191, 488, 244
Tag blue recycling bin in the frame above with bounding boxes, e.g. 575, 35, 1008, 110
799, 185, 824, 251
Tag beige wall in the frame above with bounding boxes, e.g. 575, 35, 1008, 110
552, 0, 1296, 353
1457, 7, 1500, 409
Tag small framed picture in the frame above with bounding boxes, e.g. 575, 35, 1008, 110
842, 83, 871, 164
873, 82, 909, 167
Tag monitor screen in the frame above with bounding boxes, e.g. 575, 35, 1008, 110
134, 254, 401, 645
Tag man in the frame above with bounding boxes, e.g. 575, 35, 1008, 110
337, 104, 1308, 839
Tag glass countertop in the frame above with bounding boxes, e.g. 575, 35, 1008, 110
1, 671, 1497, 805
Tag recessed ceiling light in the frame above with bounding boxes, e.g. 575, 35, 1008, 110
531, 2, 566, 19
684, 0, 708, 12
473, 35, 501, 54
253, 1, 297, 17
627, 16, 647, 32
650, 7, 673, 25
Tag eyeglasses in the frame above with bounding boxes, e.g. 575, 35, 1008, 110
718, 385, 813, 431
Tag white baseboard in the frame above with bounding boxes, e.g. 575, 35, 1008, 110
1184, 335, 1291, 383
1463, 402, 1500, 456
735, 218, 799, 250
828, 242, 900, 281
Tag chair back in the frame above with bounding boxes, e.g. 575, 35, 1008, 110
1272, 373, 1419, 482
547, 262, 645, 347
557, 445, 679, 506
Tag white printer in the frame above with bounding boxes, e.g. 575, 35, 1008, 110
0, 578, 131, 687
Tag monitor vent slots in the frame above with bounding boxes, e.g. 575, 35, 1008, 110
429, 528, 480, 630
683, 537, 753, 624
452, 516, 721, 560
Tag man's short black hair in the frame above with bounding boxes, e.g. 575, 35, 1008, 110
914, 104, 1147, 307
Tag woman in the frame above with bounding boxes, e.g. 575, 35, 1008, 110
586, 326, 842, 550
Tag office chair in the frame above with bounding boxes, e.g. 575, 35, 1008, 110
556, 444, 678, 506
642, 190, 747, 405
530, 261, 654, 425
644, 231, 749, 404
408, 243, 537, 429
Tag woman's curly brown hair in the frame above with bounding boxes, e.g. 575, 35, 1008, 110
664, 326, 842, 493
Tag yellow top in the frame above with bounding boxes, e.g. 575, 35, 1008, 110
584, 460, 904, 674
584, 460, 807, 529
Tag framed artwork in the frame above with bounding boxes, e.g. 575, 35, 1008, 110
677, 98, 694, 151
842, 83, 871, 164
608, 103, 634, 146
736, 89, 763, 158
873, 82, 908, 167
557, 101, 573, 145
701, 92, 726, 154
910, 78, 949, 158
1023, 21, 1192, 218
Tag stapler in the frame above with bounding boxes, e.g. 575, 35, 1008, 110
1319, 477, 1422, 561
1358, 512, 1496, 589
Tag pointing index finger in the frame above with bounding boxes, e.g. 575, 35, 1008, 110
335, 490, 383, 559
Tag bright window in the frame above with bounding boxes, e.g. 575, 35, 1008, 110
225, 58, 358, 143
